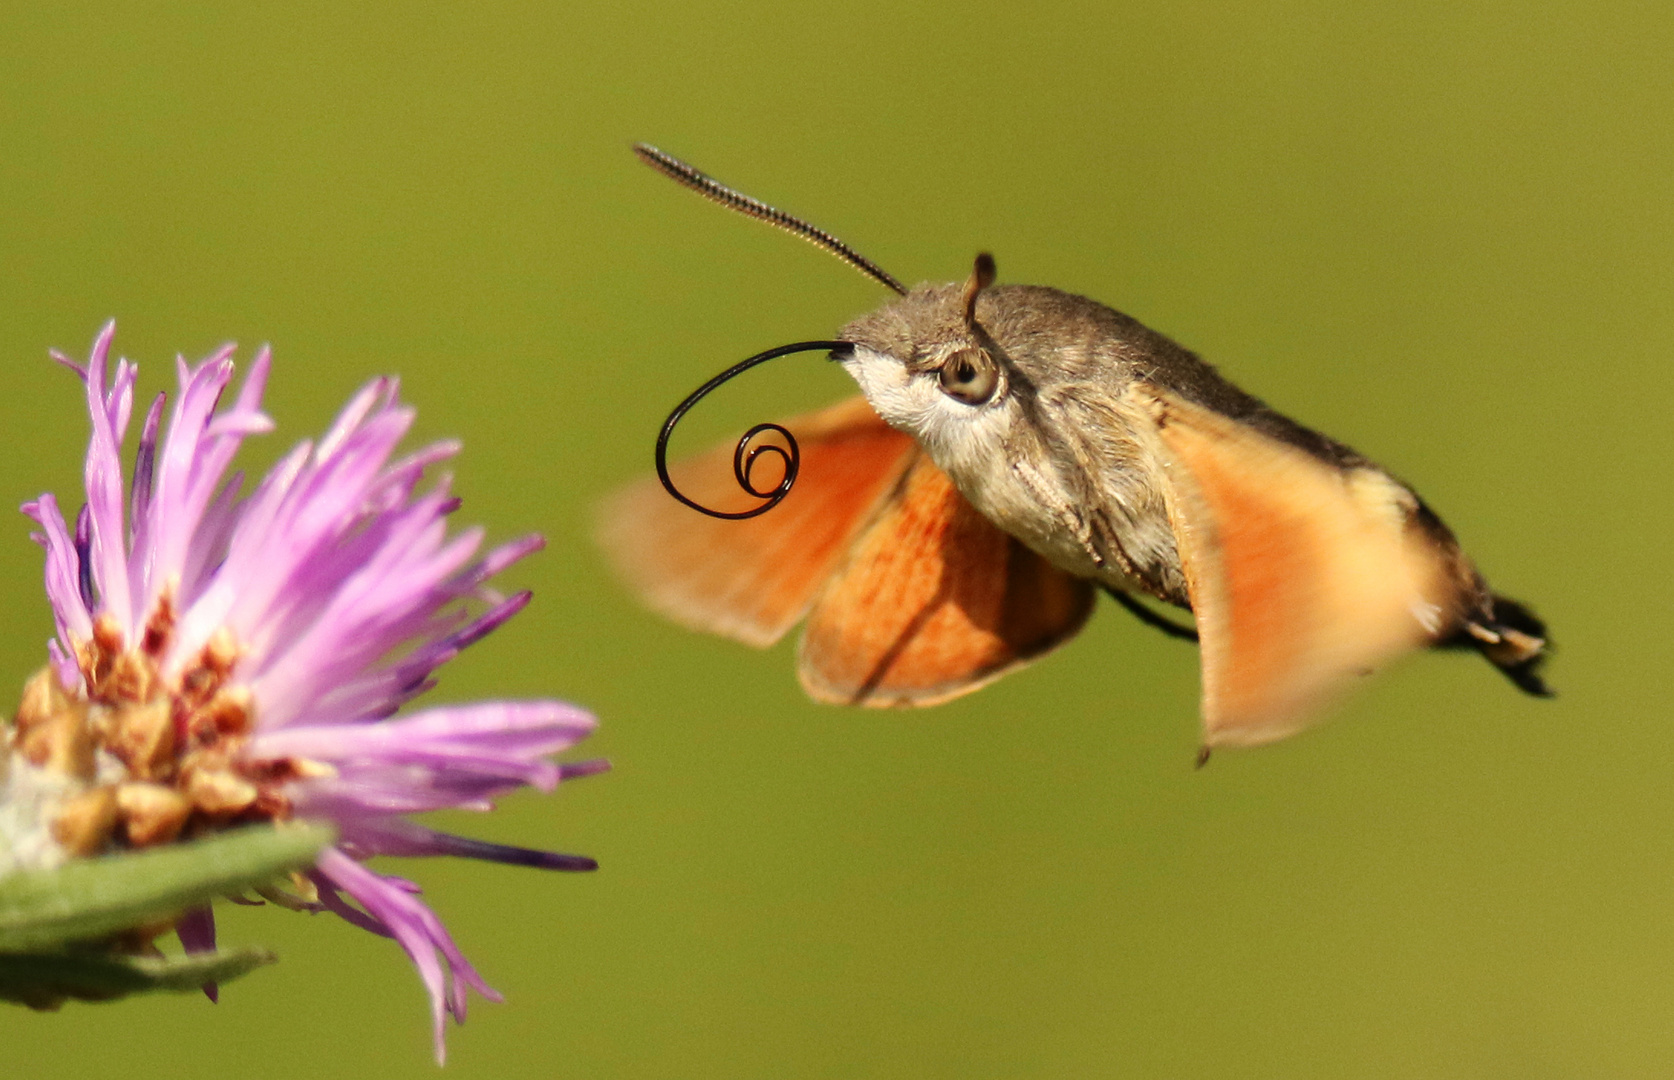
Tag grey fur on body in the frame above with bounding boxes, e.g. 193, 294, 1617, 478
840, 282, 1382, 607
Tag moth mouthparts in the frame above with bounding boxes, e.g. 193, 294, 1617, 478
655, 339, 853, 521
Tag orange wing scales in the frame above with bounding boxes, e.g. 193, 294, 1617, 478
1145, 389, 1450, 747
798, 458, 1096, 707
597, 396, 919, 648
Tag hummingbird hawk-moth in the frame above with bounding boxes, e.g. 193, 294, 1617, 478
600, 145, 1550, 752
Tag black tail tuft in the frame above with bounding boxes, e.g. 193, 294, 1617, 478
1439, 593, 1553, 697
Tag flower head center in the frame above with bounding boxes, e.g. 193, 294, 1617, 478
5, 600, 323, 864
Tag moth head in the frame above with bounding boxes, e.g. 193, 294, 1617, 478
634, 146, 1102, 519
837, 253, 1044, 474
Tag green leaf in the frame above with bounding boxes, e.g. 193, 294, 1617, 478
0, 947, 277, 1008
0, 823, 334, 952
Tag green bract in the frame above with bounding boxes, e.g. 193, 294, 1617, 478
0, 823, 331, 1007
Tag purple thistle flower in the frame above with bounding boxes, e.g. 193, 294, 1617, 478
9, 323, 603, 1061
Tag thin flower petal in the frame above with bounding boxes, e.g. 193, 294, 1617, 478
21, 494, 92, 644
337, 816, 599, 871
176, 904, 221, 1002
128, 391, 165, 553
80, 323, 134, 636
315, 848, 500, 1065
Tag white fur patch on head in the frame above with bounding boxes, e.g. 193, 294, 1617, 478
839, 346, 1010, 461
838, 346, 929, 430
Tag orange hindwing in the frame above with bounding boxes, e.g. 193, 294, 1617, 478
798, 456, 1096, 706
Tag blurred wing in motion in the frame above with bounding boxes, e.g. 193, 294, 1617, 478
598, 395, 919, 647
1143, 387, 1454, 748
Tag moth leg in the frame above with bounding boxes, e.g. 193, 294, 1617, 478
1009, 458, 1117, 573
1104, 587, 1199, 643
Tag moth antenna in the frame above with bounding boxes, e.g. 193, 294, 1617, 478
634, 143, 908, 296
962, 252, 997, 329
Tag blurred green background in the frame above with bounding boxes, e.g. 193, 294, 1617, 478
1, 2, 1670, 1076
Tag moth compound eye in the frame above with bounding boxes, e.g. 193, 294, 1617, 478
937, 348, 999, 405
